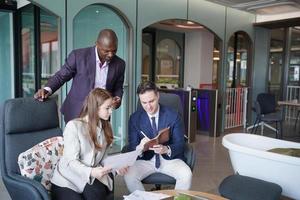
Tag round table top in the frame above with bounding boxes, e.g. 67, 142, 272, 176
154, 189, 228, 200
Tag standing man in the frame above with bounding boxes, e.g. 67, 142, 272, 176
34, 29, 125, 123
124, 81, 192, 192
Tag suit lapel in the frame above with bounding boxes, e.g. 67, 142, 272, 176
88, 47, 96, 89
139, 111, 154, 138
106, 57, 116, 89
158, 105, 167, 131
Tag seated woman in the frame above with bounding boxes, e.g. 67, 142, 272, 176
51, 88, 128, 200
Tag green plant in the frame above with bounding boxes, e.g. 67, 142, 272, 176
173, 194, 191, 200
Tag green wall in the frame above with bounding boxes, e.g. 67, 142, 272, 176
0, 13, 14, 103
28, 0, 265, 132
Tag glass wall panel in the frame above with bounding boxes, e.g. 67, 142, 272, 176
227, 32, 251, 88
156, 39, 180, 88
0, 12, 14, 103
268, 28, 284, 101
21, 5, 35, 97
142, 32, 153, 82
40, 9, 59, 87
74, 4, 128, 153
289, 27, 300, 86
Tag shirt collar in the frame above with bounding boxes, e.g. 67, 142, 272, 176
147, 105, 160, 120
95, 46, 109, 66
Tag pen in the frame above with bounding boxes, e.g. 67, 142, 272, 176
140, 131, 149, 139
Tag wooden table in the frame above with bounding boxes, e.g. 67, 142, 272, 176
154, 189, 228, 200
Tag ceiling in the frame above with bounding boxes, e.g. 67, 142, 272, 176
204, 0, 300, 15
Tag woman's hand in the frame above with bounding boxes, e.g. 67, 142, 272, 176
116, 166, 129, 176
91, 166, 112, 179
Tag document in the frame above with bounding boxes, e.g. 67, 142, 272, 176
141, 127, 170, 151
102, 149, 140, 170
123, 190, 172, 200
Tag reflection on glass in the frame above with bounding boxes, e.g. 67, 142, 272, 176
289, 27, 300, 86
156, 39, 180, 88
40, 9, 59, 87
21, 5, 35, 97
227, 32, 251, 88
142, 33, 153, 82
268, 28, 284, 101
212, 36, 221, 88
0, 12, 14, 103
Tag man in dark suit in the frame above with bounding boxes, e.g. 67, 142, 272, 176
124, 81, 192, 192
34, 29, 125, 123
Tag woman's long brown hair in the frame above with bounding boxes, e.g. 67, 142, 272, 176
79, 88, 113, 150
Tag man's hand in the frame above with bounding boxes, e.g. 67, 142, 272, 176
112, 96, 121, 109
91, 166, 112, 180
149, 144, 169, 155
34, 89, 50, 102
136, 137, 150, 153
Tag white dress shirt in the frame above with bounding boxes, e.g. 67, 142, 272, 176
94, 47, 109, 89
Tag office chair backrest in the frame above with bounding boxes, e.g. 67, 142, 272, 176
0, 97, 62, 200
137, 92, 183, 118
257, 93, 276, 114
1, 98, 62, 175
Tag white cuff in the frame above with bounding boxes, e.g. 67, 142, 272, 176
44, 87, 52, 95
167, 145, 172, 157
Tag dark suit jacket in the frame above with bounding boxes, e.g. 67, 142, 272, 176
128, 104, 185, 161
46, 46, 125, 123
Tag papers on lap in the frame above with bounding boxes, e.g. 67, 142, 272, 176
102, 149, 140, 170
141, 127, 170, 151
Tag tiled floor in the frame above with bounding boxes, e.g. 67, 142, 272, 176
1, 122, 299, 200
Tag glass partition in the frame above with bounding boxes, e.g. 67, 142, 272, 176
227, 31, 252, 88
21, 5, 35, 97
156, 38, 180, 88
74, 4, 129, 153
40, 9, 59, 87
268, 28, 284, 101
0, 12, 14, 103
19, 4, 60, 99
289, 27, 300, 86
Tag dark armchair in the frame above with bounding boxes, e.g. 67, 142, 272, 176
123, 92, 196, 190
0, 97, 62, 200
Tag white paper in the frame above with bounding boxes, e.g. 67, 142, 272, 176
102, 149, 140, 170
123, 190, 171, 200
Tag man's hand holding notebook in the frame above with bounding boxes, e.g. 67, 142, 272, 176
140, 127, 170, 151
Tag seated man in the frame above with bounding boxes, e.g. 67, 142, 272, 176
124, 81, 192, 192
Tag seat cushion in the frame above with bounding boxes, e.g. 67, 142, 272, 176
18, 136, 64, 191
219, 174, 282, 200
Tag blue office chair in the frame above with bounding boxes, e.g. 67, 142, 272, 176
0, 97, 62, 200
123, 92, 196, 190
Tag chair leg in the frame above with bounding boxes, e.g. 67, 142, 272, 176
254, 120, 260, 135
275, 122, 278, 139
294, 111, 300, 130
251, 118, 258, 134
280, 121, 283, 139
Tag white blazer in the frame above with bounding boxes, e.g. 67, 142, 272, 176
51, 118, 113, 193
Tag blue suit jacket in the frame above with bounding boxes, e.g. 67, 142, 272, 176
128, 104, 185, 161
46, 46, 125, 123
